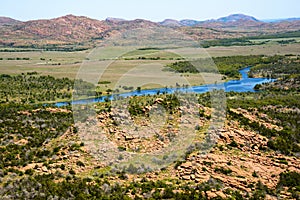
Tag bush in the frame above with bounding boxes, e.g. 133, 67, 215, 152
278, 171, 300, 188
229, 140, 239, 148
69, 169, 76, 175
214, 166, 232, 175
25, 169, 34, 175
60, 164, 65, 170
76, 161, 85, 167
252, 171, 259, 178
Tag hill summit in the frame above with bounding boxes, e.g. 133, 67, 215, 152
216, 14, 259, 22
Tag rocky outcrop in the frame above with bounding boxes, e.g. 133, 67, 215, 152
176, 120, 300, 195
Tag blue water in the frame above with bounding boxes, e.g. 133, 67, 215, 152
55, 67, 274, 107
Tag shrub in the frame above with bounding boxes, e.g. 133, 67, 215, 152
278, 171, 300, 188
69, 169, 76, 175
25, 169, 34, 175
60, 164, 65, 170
76, 161, 85, 167
214, 166, 232, 175
229, 140, 239, 148
252, 171, 259, 178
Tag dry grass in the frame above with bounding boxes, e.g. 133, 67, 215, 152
0, 43, 299, 85
206, 43, 300, 57
0, 50, 87, 78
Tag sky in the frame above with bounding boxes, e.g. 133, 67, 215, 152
1, 0, 299, 22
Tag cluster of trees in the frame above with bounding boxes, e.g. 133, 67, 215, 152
248, 30, 300, 40
166, 55, 286, 78
250, 55, 300, 78
201, 38, 297, 48
226, 54, 300, 155
200, 30, 300, 48
277, 171, 300, 199
0, 73, 73, 103
0, 49, 40, 52
0, 57, 30, 60
128, 94, 180, 117
0, 73, 94, 103
128, 97, 151, 117
165, 60, 200, 73
227, 91, 300, 155
0, 103, 73, 169
278, 171, 300, 188
1, 170, 284, 199
201, 38, 256, 48
277, 39, 297, 44
1, 43, 89, 52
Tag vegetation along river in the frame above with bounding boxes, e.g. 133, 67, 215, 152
55, 67, 274, 107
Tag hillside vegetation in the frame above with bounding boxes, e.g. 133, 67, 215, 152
166, 55, 288, 78
0, 53, 299, 199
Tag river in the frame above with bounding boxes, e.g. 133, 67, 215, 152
55, 67, 274, 107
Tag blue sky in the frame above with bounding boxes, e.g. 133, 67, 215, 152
1, 0, 299, 21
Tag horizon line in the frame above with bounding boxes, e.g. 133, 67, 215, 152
1, 13, 300, 23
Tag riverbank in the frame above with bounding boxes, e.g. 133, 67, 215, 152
55, 67, 275, 107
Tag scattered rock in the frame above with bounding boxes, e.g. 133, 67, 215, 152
206, 191, 218, 199
42, 166, 48, 172
182, 175, 191, 180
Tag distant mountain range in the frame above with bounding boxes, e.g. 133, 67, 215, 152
216, 14, 259, 22
0, 14, 299, 48
262, 17, 300, 23
159, 14, 300, 27
161, 14, 260, 27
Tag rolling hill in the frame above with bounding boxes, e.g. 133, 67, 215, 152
0, 16, 21, 26
216, 14, 259, 23
0, 14, 299, 49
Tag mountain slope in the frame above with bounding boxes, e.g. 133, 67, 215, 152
196, 14, 300, 33
197, 14, 263, 29
0, 14, 300, 48
216, 14, 259, 23
1, 15, 110, 41
0, 15, 163, 47
180, 19, 201, 26
159, 19, 182, 27
0, 17, 21, 26
105, 17, 127, 23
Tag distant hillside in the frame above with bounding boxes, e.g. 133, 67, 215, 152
159, 19, 182, 27
167, 14, 300, 32
180, 19, 201, 26
196, 14, 300, 32
0, 17, 21, 26
106, 18, 159, 29
0, 14, 300, 49
105, 17, 127, 23
216, 14, 259, 23
1, 15, 110, 41
0, 15, 165, 48
197, 14, 263, 29
263, 17, 300, 23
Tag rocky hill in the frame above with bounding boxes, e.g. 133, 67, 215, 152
0, 15, 110, 44
216, 14, 259, 23
178, 14, 300, 33
0, 16, 21, 26
196, 14, 300, 32
0, 14, 300, 48
159, 19, 182, 27
0, 15, 165, 48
